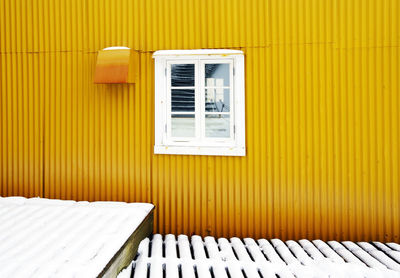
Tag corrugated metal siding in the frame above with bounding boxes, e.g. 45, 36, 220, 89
0, 0, 399, 242
0, 53, 43, 197
41, 51, 152, 202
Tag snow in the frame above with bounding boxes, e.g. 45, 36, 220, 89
117, 263, 133, 278
0, 196, 153, 278
128, 234, 400, 278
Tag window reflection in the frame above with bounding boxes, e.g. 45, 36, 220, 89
171, 89, 195, 112
205, 114, 230, 138
205, 88, 230, 112
171, 64, 195, 87
205, 64, 230, 87
171, 114, 195, 137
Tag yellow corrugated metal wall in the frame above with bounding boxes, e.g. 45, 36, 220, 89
0, 0, 399, 242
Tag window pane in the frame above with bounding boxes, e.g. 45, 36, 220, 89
205, 88, 230, 112
171, 89, 195, 112
171, 114, 195, 137
171, 64, 195, 87
205, 114, 230, 138
205, 64, 230, 87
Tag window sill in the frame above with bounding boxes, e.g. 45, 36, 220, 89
154, 145, 246, 156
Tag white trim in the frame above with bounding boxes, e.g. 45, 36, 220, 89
153, 50, 246, 157
153, 49, 243, 57
103, 46, 130, 50
233, 54, 246, 151
154, 57, 166, 147
154, 146, 245, 156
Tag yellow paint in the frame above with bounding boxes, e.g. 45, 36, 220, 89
0, 0, 399, 242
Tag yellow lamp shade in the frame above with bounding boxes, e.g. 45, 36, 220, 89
94, 46, 139, 84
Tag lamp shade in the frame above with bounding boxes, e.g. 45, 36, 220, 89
94, 46, 139, 84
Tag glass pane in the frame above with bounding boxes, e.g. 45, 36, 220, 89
205, 88, 230, 112
171, 64, 195, 87
171, 89, 195, 112
205, 114, 230, 138
205, 64, 230, 87
171, 114, 195, 137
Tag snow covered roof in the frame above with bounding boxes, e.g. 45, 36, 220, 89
0, 197, 153, 278
124, 234, 400, 278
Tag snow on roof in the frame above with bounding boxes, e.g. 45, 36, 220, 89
125, 234, 400, 278
153, 49, 243, 57
0, 196, 153, 278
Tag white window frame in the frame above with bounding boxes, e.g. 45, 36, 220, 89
153, 49, 245, 156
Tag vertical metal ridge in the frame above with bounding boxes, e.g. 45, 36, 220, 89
0, 0, 399, 242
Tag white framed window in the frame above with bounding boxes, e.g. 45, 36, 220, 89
153, 49, 245, 156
